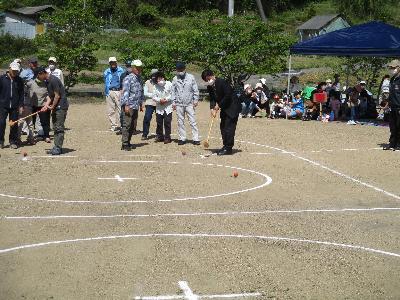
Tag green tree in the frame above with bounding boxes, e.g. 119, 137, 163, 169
342, 57, 392, 95
118, 12, 294, 85
36, 0, 100, 91
186, 12, 295, 85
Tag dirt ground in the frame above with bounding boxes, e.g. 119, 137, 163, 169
0, 101, 399, 299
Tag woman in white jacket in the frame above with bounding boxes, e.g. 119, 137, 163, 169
153, 72, 173, 144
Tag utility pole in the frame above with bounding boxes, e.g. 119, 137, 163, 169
228, 0, 234, 17
255, 0, 267, 22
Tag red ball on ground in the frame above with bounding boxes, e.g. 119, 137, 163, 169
23, 151, 28, 157
233, 171, 238, 178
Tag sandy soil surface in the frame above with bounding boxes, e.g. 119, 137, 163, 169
0, 101, 399, 299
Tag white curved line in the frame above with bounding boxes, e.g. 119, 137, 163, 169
4, 207, 400, 220
236, 140, 400, 201
0, 162, 272, 204
0, 233, 399, 258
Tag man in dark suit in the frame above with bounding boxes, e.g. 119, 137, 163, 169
201, 69, 241, 155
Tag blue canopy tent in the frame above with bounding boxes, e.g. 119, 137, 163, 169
287, 21, 400, 92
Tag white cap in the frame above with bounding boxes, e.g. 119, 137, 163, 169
13, 58, 21, 64
244, 84, 252, 90
359, 80, 366, 85
255, 83, 263, 89
382, 87, 390, 93
260, 78, 266, 85
150, 68, 158, 75
132, 59, 143, 67
326, 79, 332, 83
10, 62, 20, 71
48, 57, 57, 62
109, 57, 117, 63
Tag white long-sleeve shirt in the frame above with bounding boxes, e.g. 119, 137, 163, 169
153, 81, 173, 115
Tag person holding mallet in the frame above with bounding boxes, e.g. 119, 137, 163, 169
201, 69, 241, 156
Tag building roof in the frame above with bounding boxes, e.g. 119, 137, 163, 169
7, 5, 55, 16
297, 14, 341, 30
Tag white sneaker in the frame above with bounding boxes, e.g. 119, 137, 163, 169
247, 114, 252, 118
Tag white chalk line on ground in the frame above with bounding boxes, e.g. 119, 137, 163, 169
134, 280, 261, 300
237, 140, 400, 201
0, 233, 399, 258
135, 292, 261, 300
4, 207, 400, 220
0, 161, 272, 204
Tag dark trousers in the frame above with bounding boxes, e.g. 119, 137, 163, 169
220, 111, 238, 150
142, 105, 155, 137
389, 108, 400, 147
0, 107, 18, 144
52, 109, 67, 149
122, 107, 138, 146
156, 112, 172, 139
33, 107, 51, 138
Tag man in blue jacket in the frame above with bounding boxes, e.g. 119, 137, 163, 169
0, 62, 24, 149
103, 57, 124, 133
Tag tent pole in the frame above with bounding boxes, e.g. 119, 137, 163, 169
287, 54, 292, 95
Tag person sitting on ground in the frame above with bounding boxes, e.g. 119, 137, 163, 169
152, 72, 173, 144
259, 78, 270, 115
287, 91, 304, 119
239, 84, 256, 118
251, 83, 268, 117
269, 93, 284, 119
329, 92, 341, 121
310, 82, 327, 120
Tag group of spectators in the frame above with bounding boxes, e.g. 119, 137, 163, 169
236, 73, 394, 125
0, 57, 68, 155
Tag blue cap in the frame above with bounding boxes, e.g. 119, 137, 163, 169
176, 61, 186, 70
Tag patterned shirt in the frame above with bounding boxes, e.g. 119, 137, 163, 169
120, 73, 144, 109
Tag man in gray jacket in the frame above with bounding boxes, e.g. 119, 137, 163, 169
171, 62, 200, 145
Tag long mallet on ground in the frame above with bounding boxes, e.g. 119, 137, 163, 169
9, 111, 41, 127
203, 114, 216, 148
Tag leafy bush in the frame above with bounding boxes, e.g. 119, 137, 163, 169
0, 33, 38, 64
135, 3, 162, 28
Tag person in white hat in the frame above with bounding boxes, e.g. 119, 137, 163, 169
0, 62, 24, 149
46, 57, 64, 85
120, 59, 144, 151
103, 56, 124, 133
384, 59, 400, 150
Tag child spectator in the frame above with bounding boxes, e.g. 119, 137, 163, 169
270, 94, 284, 119
329, 92, 341, 121
287, 91, 304, 119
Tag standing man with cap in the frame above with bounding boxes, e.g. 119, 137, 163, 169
103, 57, 124, 133
201, 69, 241, 155
37, 67, 69, 155
120, 60, 144, 151
384, 60, 400, 150
46, 57, 64, 85
171, 62, 200, 145
142, 68, 158, 140
0, 62, 24, 149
